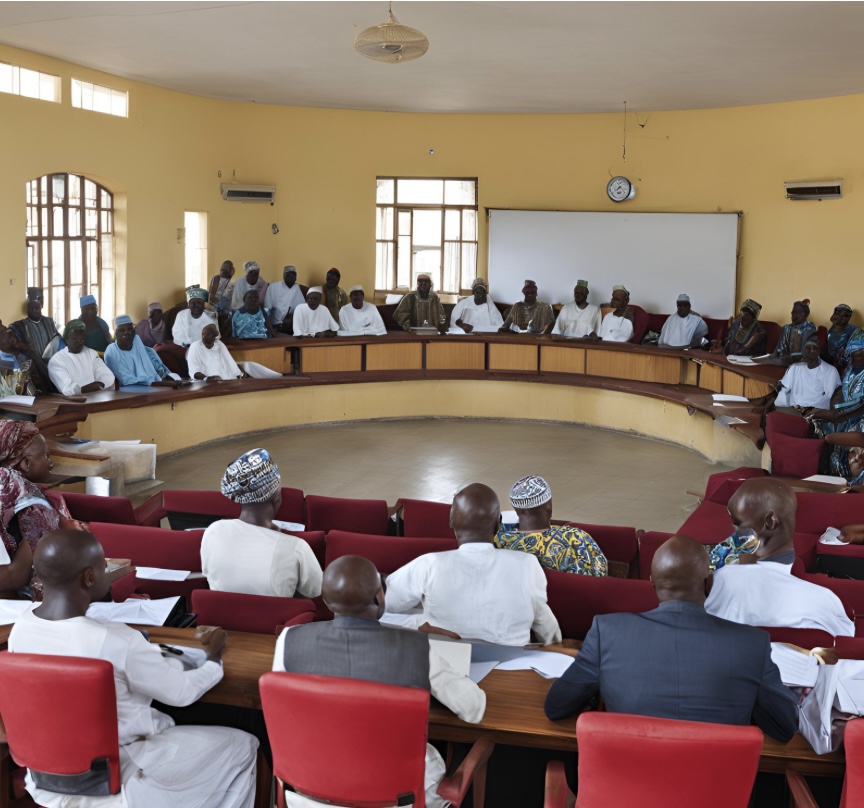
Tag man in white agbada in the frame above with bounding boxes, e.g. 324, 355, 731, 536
201, 448, 323, 598
449, 278, 504, 334
171, 287, 217, 347
48, 320, 115, 395
230, 261, 269, 311
187, 324, 281, 381
705, 477, 854, 637
8, 528, 258, 808
264, 265, 306, 333
658, 294, 709, 348
292, 287, 339, 337
338, 286, 387, 336
552, 280, 602, 338
774, 335, 841, 410
597, 286, 635, 342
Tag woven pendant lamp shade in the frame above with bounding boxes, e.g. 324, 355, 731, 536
354, 6, 429, 63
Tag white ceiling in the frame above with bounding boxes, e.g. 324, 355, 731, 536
2, 1, 864, 114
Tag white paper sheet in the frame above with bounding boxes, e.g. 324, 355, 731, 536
272, 520, 306, 532
805, 476, 849, 486
0, 395, 35, 406
712, 394, 750, 402
819, 528, 848, 546
726, 356, 756, 365
0, 600, 35, 625
0, 543, 9, 565
158, 643, 209, 671
135, 567, 191, 581
429, 637, 472, 677
834, 660, 864, 715
87, 596, 180, 626
495, 650, 575, 679
770, 643, 820, 687
469, 661, 498, 683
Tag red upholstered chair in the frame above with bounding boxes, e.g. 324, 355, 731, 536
0, 653, 121, 798
566, 522, 639, 578
702, 467, 766, 504
399, 498, 456, 539
676, 501, 734, 545
545, 712, 762, 808
704, 317, 729, 344
162, 487, 305, 529
796, 492, 864, 572
794, 571, 863, 632
765, 410, 812, 442
62, 491, 165, 527
769, 433, 823, 479
835, 636, 864, 659
787, 716, 864, 808
325, 531, 456, 575
817, 541, 864, 580
305, 495, 390, 535
757, 626, 834, 648
761, 320, 782, 354
628, 305, 650, 344
637, 531, 674, 579
191, 590, 316, 634
544, 569, 659, 640
260, 672, 493, 808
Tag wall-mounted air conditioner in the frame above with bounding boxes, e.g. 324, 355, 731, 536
220, 183, 277, 203
784, 180, 842, 200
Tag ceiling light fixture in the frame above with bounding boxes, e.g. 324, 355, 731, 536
354, 3, 429, 64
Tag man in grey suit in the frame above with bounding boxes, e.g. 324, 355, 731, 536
544, 535, 799, 742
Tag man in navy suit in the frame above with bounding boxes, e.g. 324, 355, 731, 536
544, 534, 799, 742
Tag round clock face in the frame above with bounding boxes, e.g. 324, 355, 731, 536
607, 176, 635, 202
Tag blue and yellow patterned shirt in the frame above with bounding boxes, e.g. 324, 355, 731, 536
494, 525, 608, 576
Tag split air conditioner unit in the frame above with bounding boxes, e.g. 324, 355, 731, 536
784, 180, 842, 201
220, 183, 277, 203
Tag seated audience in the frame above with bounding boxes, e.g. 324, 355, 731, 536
597, 285, 635, 342
825, 435, 864, 486
551, 280, 602, 338
705, 478, 854, 636
188, 324, 242, 380
338, 286, 387, 335
757, 300, 817, 366
495, 475, 607, 576
231, 289, 274, 339
78, 293, 112, 352
449, 278, 504, 334
323, 267, 349, 322
134, 302, 166, 348
231, 261, 269, 311
499, 279, 555, 335
208, 259, 236, 312
9, 528, 259, 808
393, 273, 447, 332
385, 482, 561, 645
201, 448, 322, 598
264, 265, 306, 334
0, 320, 56, 395
713, 298, 766, 356
273, 555, 485, 808
292, 287, 339, 337
658, 294, 708, 348
772, 334, 841, 410
544, 535, 798, 743
48, 320, 115, 395
172, 287, 217, 346
105, 315, 180, 388
10, 287, 61, 359
823, 303, 856, 372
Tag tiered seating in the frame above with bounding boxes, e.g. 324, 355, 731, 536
325, 531, 456, 574
162, 487, 305, 530
62, 491, 165, 527
398, 498, 455, 539
191, 590, 316, 634
304, 495, 390, 535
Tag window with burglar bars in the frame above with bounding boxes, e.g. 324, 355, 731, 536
25, 173, 116, 328
375, 177, 478, 295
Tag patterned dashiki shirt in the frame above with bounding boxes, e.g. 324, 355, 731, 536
495, 525, 608, 576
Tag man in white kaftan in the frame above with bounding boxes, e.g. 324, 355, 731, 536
338, 286, 387, 336
448, 278, 504, 334
598, 312, 634, 342
774, 336, 841, 410
48, 321, 115, 395
230, 261, 269, 311
292, 287, 339, 337
658, 294, 708, 348
264, 265, 306, 331
171, 287, 216, 347
552, 280, 602, 338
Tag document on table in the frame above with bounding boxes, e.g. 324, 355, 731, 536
0, 395, 35, 406
770, 643, 819, 688
135, 567, 192, 581
87, 596, 180, 625
272, 519, 306, 532
495, 650, 576, 680
429, 637, 472, 677
711, 394, 750, 403
725, 356, 756, 365
806, 476, 849, 486
159, 643, 209, 671
819, 527, 848, 546
834, 660, 864, 715
0, 600, 34, 625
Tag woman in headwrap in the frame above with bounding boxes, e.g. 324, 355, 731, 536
716, 299, 766, 356
0, 420, 87, 598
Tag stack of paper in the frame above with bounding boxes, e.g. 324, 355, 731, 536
0, 601, 34, 625
87, 597, 180, 626
770, 643, 819, 687
135, 567, 192, 581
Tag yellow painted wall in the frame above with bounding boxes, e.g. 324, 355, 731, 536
1, 42, 861, 328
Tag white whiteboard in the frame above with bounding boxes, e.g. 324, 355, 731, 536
487, 210, 739, 319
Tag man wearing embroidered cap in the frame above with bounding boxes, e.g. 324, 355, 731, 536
292, 287, 339, 337
393, 273, 447, 333
597, 285, 636, 342
264, 265, 306, 333
78, 293, 112, 352
47, 320, 115, 395
172, 287, 217, 347
10, 287, 61, 359
134, 302, 166, 348
104, 315, 180, 388
499, 279, 554, 335
230, 261, 269, 311
824, 303, 857, 372
714, 299, 766, 356
338, 286, 387, 335
496, 475, 607, 576
658, 293, 708, 348
201, 448, 322, 599
323, 268, 349, 322
552, 280, 602, 339
449, 278, 503, 334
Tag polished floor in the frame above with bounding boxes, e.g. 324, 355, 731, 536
150, 418, 738, 533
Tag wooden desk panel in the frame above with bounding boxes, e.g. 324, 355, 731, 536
366, 342, 423, 371
299, 344, 362, 373
745, 377, 775, 398
586, 350, 680, 384
698, 362, 724, 393
488, 343, 539, 372
426, 341, 486, 370
228, 345, 288, 374
540, 346, 586, 375
722, 369, 746, 397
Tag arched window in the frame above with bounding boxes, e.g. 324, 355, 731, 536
25, 173, 115, 327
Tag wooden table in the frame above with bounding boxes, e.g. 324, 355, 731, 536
146, 627, 845, 777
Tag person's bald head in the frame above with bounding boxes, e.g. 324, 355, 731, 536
321, 555, 384, 619
34, 529, 110, 602
650, 535, 712, 605
727, 478, 797, 559
449, 483, 500, 545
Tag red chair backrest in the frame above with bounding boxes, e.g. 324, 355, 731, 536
89, 522, 204, 571
574, 712, 762, 808
761, 320, 782, 354
794, 570, 861, 622
260, 672, 430, 807
61, 492, 137, 525
0, 652, 121, 794
703, 468, 766, 504
638, 531, 674, 579
757, 626, 834, 648
765, 411, 812, 442
843, 717, 864, 808
305, 495, 390, 535
191, 590, 316, 634
325, 531, 457, 575
703, 317, 729, 344
628, 305, 650, 344
162, 487, 305, 527
646, 312, 669, 335
545, 569, 659, 639
769, 433, 823, 479
676, 501, 733, 544
835, 637, 864, 659
287, 530, 326, 568
567, 522, 638, 574
400, 498, 455, 539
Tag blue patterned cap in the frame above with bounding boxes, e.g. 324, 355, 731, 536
509, 475, 552, 509
221, 448, 281, 505
114, 314, 133, 327
80, 294, 97, 307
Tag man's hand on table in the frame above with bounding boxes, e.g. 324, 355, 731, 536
418, 622, 462, 640
196, 625, 229, 661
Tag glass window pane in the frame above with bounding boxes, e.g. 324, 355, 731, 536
397, 179, 443, 205
19, 67, 39, 99
84, 180, 97, 208
26, 207, 37, 237
462, 209, 477, 242
397, 236, 412, 288
397, 210, 412, 236
69, 242, 83, 284
413, 250, 441, 292
111, 90, 128, 118
68, 175, 80, 206
93, 84, 111, 114
445, 180, 476, 205
85, 208, 98, 236
71, 78, 82, 107
444, 209, 461, 240
376, 178, 394, 204
100, 234, 115, 270
412, 210, 442, 247
376, 207, 394, 240
375, 242, 393, 290
68, 208, 81, 237
52, 289, 66, 325
461, 243, 478, 291
101, 189, 111, 208
0, 63, 13, 94
51, 241, 65, 285
39, 73, 58, 102
51, 175, 65, 204
443, 243, 460, 294
52, 206, 64, 237
39, 176, 48, 204
40, 207, 48, 235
